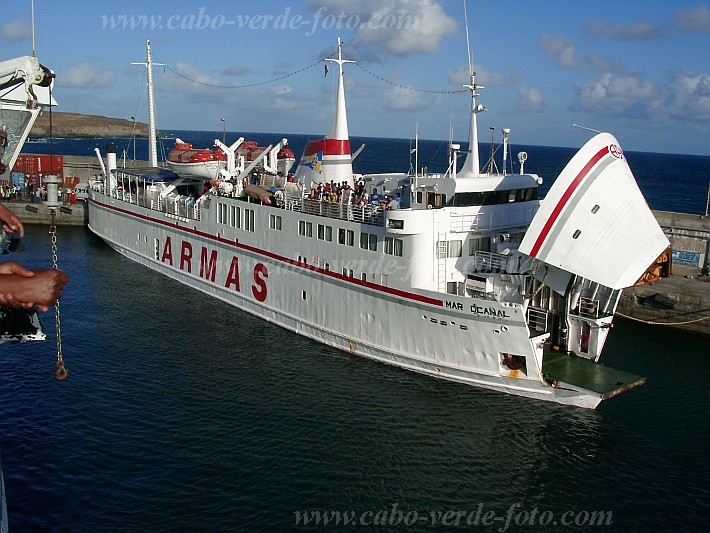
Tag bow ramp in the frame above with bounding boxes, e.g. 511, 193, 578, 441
519, 132, 669, 290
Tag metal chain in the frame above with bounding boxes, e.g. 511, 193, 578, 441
50, 210, 67, 380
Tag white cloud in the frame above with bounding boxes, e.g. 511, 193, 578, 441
658, 71, 710, 121
538, 33, 577, 69
518, 86, 547, 112
573, 73, 656, 117
448, 64, 507, 87
674, 3, 710, 33
0, 19, 32, 42
271, 85, 294, 95
307, 0, 457, 56
61, 63, 115, 88
538, 33, 625, 72
586, 21, 662, 40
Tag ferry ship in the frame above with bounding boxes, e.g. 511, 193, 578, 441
88, 39, 670, 408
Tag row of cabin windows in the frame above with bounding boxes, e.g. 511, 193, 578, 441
217, 204, 255, 232
450, 188, 538, 207
298, 258, 389, 286
437, 236, 493, 258
298, 222, 401, 257
221, 204, 403, 257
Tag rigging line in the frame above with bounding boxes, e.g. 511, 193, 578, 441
124, 81, 146, 158
354, 63, 467, 95
152, 55, 324, 89
615, 310, 710, 326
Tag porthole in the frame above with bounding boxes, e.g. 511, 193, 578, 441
591, 204, 600, 214
572, 229, 581, 239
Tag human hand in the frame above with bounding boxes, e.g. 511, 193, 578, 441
1, 269, 69, 311
0, 261, 39, 310
0, 203, 24, 237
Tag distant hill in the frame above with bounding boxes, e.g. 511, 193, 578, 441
30, 111, 150, 139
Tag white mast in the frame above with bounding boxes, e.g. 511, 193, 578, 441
132, 40, 162, 167
458, 1, 484, 179
325, 37, 354, 141
31, 0, 36, 57
415, 123, 419, 177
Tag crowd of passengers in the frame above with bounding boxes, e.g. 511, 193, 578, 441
306, 179, 401, 210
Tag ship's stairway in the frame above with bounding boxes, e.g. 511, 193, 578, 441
437, 232, 447, 292
542, 349, 646, 399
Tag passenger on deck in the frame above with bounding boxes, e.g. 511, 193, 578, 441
370, 188, 380, 206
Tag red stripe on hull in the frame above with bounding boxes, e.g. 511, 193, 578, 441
529, 146, 609, 257
90, 198, 442, 307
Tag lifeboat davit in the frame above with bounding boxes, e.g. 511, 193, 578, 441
166, 138, 226, 179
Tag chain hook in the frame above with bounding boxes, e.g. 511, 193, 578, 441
49, 209, 66, 380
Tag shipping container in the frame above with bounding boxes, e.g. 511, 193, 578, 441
10, 154, 63, 187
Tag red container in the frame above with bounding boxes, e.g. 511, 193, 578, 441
11, 154, 63, 187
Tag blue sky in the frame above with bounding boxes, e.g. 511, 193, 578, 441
2, 1, 709, 155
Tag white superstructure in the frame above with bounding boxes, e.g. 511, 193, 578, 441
88, 39, 670, 408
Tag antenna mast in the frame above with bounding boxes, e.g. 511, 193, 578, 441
132, 40, 164, 167
459, 1, 483, 178
31, 0, 36, 57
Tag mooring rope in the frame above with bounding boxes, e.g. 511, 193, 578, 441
615, 310, 710, 326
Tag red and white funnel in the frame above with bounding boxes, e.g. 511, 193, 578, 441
294, 38, 355, 188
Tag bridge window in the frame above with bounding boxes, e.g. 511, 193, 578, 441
452, 188, 538, 207
469, 236, 491, 256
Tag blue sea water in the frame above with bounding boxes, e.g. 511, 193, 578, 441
1, 135, 708, 531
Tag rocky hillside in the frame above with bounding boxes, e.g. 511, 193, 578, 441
30, 111, 150, 138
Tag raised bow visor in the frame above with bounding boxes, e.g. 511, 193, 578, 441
519, 132, 669, 290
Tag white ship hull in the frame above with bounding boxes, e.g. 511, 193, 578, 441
88, 190, 605, 408
87, 39, 664, 409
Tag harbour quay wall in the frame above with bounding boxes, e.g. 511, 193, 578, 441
2, 199, 87, 226
652, 210, 710, 270
615, 211, 710, 336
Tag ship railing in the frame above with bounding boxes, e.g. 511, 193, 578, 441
472, 251, 510, 272
106, 186, 201, 221
526, 307, 549, 336
284, 196, 384, 227
576, 297, 600, 319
